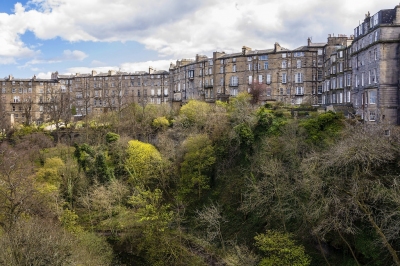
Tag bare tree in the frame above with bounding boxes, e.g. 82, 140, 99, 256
43, 82, 73, 142
20, 95, 34, 126
302, 124, 400, 265
195, 202, 227, 250
0, 144, 37, 232
249, 80, 266, 105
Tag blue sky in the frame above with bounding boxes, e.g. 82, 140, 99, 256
0, 0, 397, 79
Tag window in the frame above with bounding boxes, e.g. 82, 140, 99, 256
230, 88, 238, 96
248, 76, 253, 84
259, 55, 268, 60
232, 58, 236, 62
375, 31, 378, 42
230, 76, 238, 86
1, 88, 5, 93
294, 52, 304, 57
339, 62, 343, 72
282, 61, 287, 68
374, 48, 378, 60
208, 68, 212, 75
220, 78, 224, 86
317, 70, 322, 81
368, 70, 371, 84
266, 89, 271, 96
12, 88, 16, 93
295, 87, 304, 95
282, 73, 287, 83
297, 60, 301, 68
295, 73, 303, 83
258, 75, 262, 83
13, 96, 20, 103
233, 64, 237, 72
347, 91, 351, 102
220, 59, 224, 65
369, 91, 377, 104
151, 89, 155, 96
347, 74, 351, 86
374, 13, 378, 26
247, 56, 252, 62
361, 72, 364, 86
266, 74, 271, 84
318, 49, 323, 55
282, 53, 287, 58
317, 85, 322, 94
339, 76, 343, 88
208, 60, 213, 66
248, 64, 252, 71
220, 66, 224, 74
369, 110, 376, 121
264, 62, 269, 70
339, 92, 343, 103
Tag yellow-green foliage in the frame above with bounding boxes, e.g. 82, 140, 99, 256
152, 116, 170, 130
36, 157, 65, 185
179, 100, 211, 127
180, 134, 216, 198
254, 230, 311, 266
125, 140, 163, 184
59, 209, 83, 234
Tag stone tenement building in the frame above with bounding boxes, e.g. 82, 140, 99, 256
1, 4, 400, 126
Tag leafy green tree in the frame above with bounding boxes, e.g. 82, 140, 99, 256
254, 230, 311, 266
178, 100, 211, 129
180, 134, 216, 199
152, 116, 170, 131
125, 140, 163, 186
36, 157, 65, 185
105, 132, 120, 144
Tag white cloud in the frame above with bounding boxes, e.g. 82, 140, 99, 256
36, 71, 52, 79
19, 49, 87, 68
65, 59, 173, 75
1, 0, 399, 63
63, 50, 88, 61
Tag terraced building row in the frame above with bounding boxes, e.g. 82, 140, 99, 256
1, 4, 400, 126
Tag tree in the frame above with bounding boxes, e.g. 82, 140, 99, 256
0, 144, 37, 232
125, 140, 163, 187
302, 125, 400, 265
254, 230, 311, 266
20, 94, 34, 126
180, 134, 216, 199
0, 217, 113, 266
195, 202, 227, 250
177, 100, 212, 129
249, 80, 267, 105
43, 82, 74, 142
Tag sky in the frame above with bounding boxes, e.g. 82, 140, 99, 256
0, 0, 397, 79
